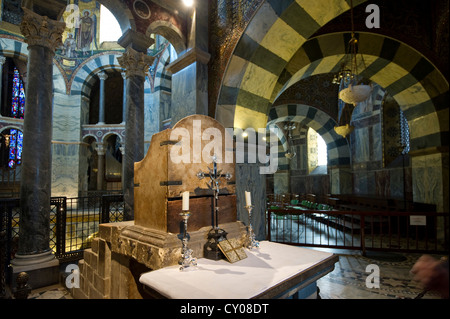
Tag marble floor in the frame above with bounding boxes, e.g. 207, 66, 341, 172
21, 248, 444, 300
315, 248, 443, 299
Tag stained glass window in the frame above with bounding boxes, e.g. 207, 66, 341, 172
11, 67, 25, 119
8, 129, 23, 168
6, 67, 25, 169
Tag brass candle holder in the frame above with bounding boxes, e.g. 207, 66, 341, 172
179, 210, 197, 271
245, 205, 259, 249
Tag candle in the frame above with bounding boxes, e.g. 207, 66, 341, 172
245, 191, 252, 206
182, 191, 189, 211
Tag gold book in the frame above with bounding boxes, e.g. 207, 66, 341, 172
218, 238, 247, 263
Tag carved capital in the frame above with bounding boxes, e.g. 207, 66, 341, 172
96, 143, 106, 156
118, 47, 155, 79
20, 7, 66, 52
98, 71, 108, 81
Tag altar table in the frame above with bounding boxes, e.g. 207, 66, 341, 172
139, 241, 338, 299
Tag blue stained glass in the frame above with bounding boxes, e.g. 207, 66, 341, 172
7, 68, 25, 169
8, 129, 23, 169
11, 67, 25, 119
16, 131, 23, 165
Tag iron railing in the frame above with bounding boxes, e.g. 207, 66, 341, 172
0, 194, 124, 293
267, 208, 449, 255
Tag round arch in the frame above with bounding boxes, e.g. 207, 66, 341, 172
146, 20, 187, 55
215, 0, 368, 129
82, 134, 99, 143
70, 52, 123, 97
273, 32, 449, 153
267, 104, 350, 167
101, 132, 123, 144
215, 1, 448, 155
95, 0, 135, 33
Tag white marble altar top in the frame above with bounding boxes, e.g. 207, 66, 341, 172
139, 241, 337, 299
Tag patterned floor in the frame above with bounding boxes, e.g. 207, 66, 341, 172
316, 249, 443, 299
28, 284, 73, 299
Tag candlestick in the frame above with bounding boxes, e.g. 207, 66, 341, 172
179, 210, 197, 271
244, 205, 259, 249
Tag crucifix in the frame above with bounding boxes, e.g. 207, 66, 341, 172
197, 154, 232, 260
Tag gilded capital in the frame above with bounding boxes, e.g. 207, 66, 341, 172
118, 47, 155, 78
20, 7, 66, 52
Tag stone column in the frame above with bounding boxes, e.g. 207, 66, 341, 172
11, 8, 65, 289
121, 71, 126, 124
117, 30, 154, 220
410, 149, 449, 213
330, 165, 353, 194
0, 56, 6, 117
96, 143, 105, 190
97, 71, 108, 124
166, 0, 210, 124
235, 137, 268, 241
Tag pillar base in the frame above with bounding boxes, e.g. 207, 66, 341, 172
11, 251, 60, 290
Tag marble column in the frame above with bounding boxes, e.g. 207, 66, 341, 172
330, 165, 353, 194
410, 149, 449, 213
167, 0, 210, 124
121, 71, 126, 124
118, 30, 154, 220
11, 8, 65, 288
96, 143, 105, 190
97, 71, 108, 124
0, 56, 6, 117
119, 144, 125, 189
235, 137, 269, 241
410, 149, 449, 249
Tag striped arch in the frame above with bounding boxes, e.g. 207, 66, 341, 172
276, 32, 449, 152
216, 0, 367, 129
216, 0, 448, 153
70, 52, 123, 97
0, 37, 28, 61
267, 104, 350, 167
152, 44, 172, 94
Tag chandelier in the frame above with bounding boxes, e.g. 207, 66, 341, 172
283, 122, 296, 159
333, 0, 372, 137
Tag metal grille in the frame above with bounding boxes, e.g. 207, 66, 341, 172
267, 208, 449, 255
0, 194, 124, 265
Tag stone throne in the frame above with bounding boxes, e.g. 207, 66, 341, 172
134, 114, 237, 234
73, 115, 246, 299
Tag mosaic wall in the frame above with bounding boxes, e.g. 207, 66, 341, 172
208, 0, 263, 117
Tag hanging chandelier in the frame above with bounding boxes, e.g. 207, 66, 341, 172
332, 0, 372, 138
334, 33, 372, 105
283, 122, 296, 159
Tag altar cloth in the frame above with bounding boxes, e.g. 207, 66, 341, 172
139, 241, 338, 299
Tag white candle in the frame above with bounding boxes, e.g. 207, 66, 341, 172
245, 191, 252, 206
182, 191, 189, 211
